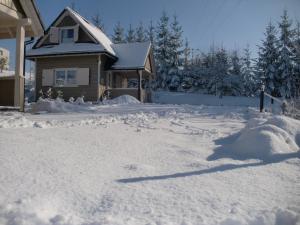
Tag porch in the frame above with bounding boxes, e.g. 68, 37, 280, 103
105, 69, 153, 103
0, 0, 44, 110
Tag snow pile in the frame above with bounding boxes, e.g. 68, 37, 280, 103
220, 208, 299, 225
30, 98, 86, 113
229, 116, 300, 159
0, 115, 35, 128
103, 95, 140, 105
0, 204, 70, 225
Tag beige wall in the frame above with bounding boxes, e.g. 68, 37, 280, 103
35, 55, 100, 102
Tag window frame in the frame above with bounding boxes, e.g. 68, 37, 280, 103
54, 68, 78, 87
59, 26, 76, 44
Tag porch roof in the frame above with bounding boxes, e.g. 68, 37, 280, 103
0, 0, 44, 39
111, 42, 151, 70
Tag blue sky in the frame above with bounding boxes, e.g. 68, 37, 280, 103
1, 0, 300, 71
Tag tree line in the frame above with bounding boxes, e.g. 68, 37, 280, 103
91, 10, 300, 98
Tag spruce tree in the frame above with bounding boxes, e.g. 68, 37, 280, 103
293, 22, 300, 97
277, 10, 295, 97
241, 45, 257, 96
215, 48, 231, 97
112, 22, 125, 44
147, 20, 155, 45
167, 15, 184, 90
256, 22, 279, 96
169, 15, 183, 67
183, 38, 191, 69
229, 50, 243, 96
155, 11, 171, 89
136, 22, 146, 42
126, 24, 136, 43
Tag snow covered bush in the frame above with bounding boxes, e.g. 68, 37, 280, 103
74, 96, 85, 105
46, 88, 53, 99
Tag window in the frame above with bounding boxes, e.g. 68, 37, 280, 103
55, 69, 77, 87
67, 70, 76, 85
60, 28, 74, 43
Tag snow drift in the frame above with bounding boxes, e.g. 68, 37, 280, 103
210, 115, 300, 160
102, 95, 140, 105
29, 98, 87, 113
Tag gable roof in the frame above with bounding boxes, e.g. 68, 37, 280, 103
111, 42, 152, 70
66, 7, 116, 56
31, 7, 116, 57
27, 8, 154, 71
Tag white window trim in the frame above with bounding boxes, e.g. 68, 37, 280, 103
54, 68, 78, 87
59, 26, 76, 44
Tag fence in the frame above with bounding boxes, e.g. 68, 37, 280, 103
260, 90, 300, 120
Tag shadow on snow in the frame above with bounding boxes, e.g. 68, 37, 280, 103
117, 131, 300, 184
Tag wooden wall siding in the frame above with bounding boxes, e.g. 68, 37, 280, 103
57, 15, 77, 27
40, 15, 94, 46
145, 55, 152, 72
35, 55, 100, 102
98, 55, 109, 98
0, 78, 14, 106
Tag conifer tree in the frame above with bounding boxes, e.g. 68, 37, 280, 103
229, 50, 243, 96
256, 22, 280, 96
277, 10, 296, 97
169, 15, 183, 67
293, 22, 300, 97
155, 11, 171, 89
215, 48, 231, 97
126, 24, 136, 43
135, 22, 146, 42
241, 45, 257, 96
112, 22, 125, 44
183, 38, 191, 69
147, 20, 155, 45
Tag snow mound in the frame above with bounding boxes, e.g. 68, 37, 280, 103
103, 95, 140, 105
0, 204, 71, 225
0, 115, 35, 128
30, 98, 85, 113
220, 208, 300, 225
231, 116, 300, 158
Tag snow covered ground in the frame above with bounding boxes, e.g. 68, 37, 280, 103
0, 98, 299, 225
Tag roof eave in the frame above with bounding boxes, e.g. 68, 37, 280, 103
26, 50, 114, 59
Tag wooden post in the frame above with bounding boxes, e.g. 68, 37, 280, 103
137, 70, 142, 102
260, 85, 265, 113
14, 21, 26, 112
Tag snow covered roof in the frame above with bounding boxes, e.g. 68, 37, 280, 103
29, 7, 116, 57
27, 8, 153, 70
65, 7, 116, 56
27, 43, 107, 57
111, 42, 151, 70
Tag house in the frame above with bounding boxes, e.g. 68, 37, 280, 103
0, 0, 44, 110
0, 47, 10, 71
26, 7, 156, 103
